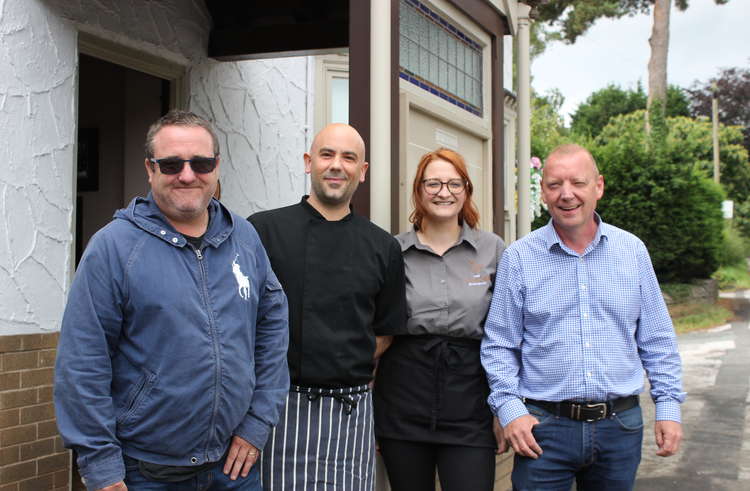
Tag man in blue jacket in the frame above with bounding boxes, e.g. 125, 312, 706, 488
54, 110, 289, 491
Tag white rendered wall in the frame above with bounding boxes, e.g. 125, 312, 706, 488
0, 0, 310, 335
0, 0, 78, 335
190, 57, 310, 215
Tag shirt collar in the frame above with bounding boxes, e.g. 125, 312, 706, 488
300, 195, 353, 222
400, 221, 478, 253
542, 212, 609, 253
459, 221, 479, 249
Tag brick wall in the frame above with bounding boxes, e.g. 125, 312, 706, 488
0, 333, 70, 491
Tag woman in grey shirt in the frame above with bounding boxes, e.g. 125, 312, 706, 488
374, 148, 506, 490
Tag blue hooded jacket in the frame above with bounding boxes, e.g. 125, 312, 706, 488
54, 194, 289, 490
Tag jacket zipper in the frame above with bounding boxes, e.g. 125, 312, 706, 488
192, 245, 222, 462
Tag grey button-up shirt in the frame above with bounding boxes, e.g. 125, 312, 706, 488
397, 224, 505, 339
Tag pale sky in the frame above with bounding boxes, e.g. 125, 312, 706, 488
531, 0, 750, 122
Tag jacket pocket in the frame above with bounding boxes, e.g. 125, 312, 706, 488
116, 370, 157, 427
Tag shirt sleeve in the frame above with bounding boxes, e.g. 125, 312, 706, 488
54, 232, 127, 491
635, 240, 686, 422
372, 237, 407, 336
480, 247, 529, 427
234, 246, 290, 449
495, 234, 507, 261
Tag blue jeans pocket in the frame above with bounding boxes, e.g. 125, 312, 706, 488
526, 404, 555, 426
613, 405, 644, 432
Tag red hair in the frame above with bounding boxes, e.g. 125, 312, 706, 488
409, 148, 479, 231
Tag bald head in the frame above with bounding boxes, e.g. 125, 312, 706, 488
304, 123, 369, 218
544, 144, 599, 179
540, 143, 604, 245
310, 123, 366, 163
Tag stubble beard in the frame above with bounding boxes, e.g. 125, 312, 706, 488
155, 186, 213, 224
311, 175, 357, 208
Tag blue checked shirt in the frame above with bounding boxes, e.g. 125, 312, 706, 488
481, 217, 685, 427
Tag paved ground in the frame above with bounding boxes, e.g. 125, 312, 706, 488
635, 291, 750, 490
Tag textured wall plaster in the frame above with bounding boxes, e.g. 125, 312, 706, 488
0, 0, 77, 334
43, 0, 210, 65
1, 0, 311, 335
189, 57, 310, 215
43, 0, 310, 214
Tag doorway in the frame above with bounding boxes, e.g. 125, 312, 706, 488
72, 53, 170, 490
75, 54, 169, 265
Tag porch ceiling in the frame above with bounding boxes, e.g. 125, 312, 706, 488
206, 0, 350, 61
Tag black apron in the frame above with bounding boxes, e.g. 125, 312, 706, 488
374, 334, 495, 448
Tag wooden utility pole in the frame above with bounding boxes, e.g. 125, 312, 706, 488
712, 83, 720, 183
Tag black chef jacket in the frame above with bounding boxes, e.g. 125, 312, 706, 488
248, 196, 406, 388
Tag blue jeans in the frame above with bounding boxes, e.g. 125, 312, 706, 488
512, 402, 644, 491
124, 456, 261, 491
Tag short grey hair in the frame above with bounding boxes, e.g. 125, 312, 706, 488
144, 109, 220, 158
544, 143, 599, 176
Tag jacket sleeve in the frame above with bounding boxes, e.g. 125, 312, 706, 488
54, 231, 127, 490
234, 244, 290, 449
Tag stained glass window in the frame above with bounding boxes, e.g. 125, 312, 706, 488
399, 0, 483, 115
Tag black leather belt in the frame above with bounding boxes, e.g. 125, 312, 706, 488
524, 395, 639, 422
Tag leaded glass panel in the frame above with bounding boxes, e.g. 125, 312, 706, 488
398, 0, 483, 115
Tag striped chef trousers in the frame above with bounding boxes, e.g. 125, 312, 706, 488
260, 385, 375, 491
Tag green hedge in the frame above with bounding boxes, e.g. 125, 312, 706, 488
593, 111, 724, 282
717, 223, 747, 267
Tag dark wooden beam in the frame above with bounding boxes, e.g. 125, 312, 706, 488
448, 0, 509, 36
207, 0, 349, 60
349, 0, 371, 218
209, 23, 348, 61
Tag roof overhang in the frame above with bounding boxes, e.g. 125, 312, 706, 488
206, 0, 350, 61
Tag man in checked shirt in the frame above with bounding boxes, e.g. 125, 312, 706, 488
481, 144, 685, 490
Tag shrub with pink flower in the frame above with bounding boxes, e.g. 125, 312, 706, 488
530, 157, 544, 219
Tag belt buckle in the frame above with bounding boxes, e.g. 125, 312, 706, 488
582, 402, 608, 422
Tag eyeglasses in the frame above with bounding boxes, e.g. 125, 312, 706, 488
149, 157, 218, 175
421, 178, 466, 195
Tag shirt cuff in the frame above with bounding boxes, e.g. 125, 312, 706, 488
499, 398, 530, 427
655, 400, 682, 422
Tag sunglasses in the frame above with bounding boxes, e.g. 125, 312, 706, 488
149, 157, 218, 175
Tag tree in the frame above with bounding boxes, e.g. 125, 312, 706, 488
571, 83, 689, 137
529, 89, 576, 230
647, 0, 670, 113
531, 89, 569, 159
528, 0, 731, 114
594, 110, 725, 281
667, 116, 750, 203
687, 65, 750, 151
666, 115, 750, 243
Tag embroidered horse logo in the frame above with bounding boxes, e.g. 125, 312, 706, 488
232, 255, 250, 300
